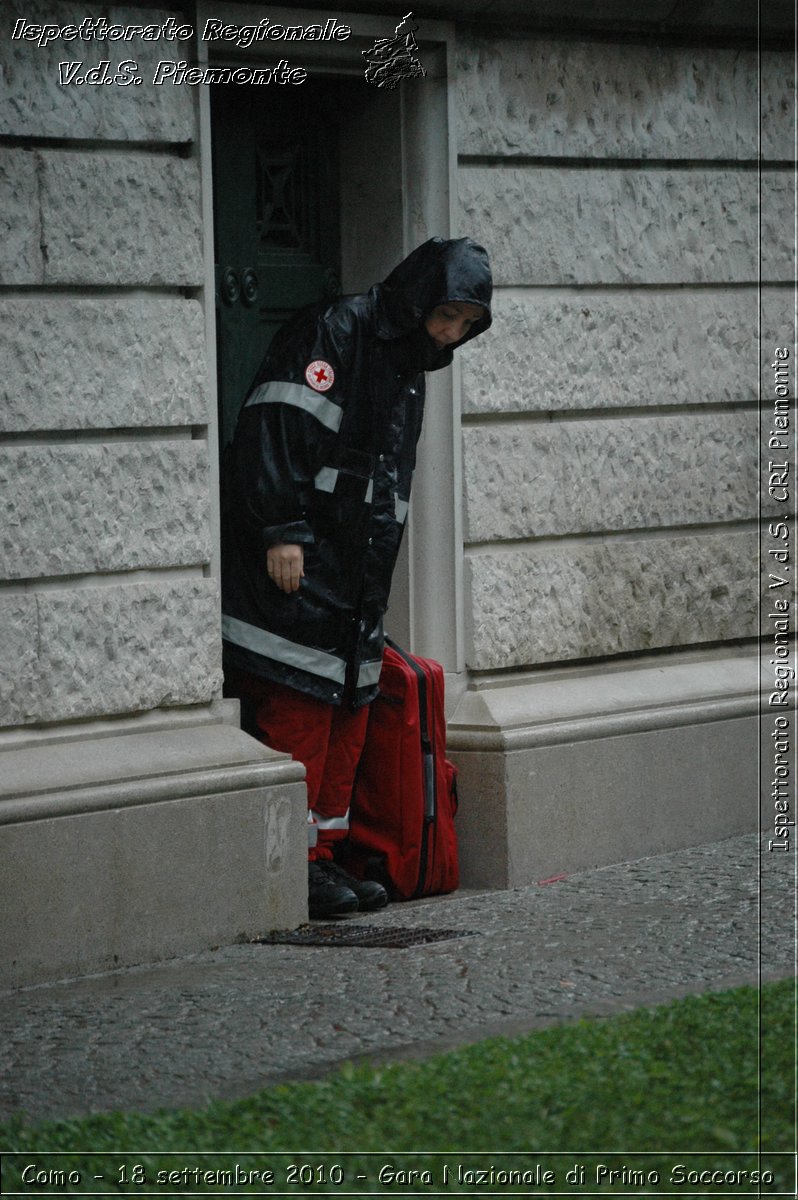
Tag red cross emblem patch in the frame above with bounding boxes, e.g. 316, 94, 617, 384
305, 360, 335, 392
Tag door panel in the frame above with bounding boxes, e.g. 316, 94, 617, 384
211, 83, 344, 450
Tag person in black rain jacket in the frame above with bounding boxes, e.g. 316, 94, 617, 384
222, 236, 492, 917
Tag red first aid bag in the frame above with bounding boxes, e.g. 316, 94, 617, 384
345, 640, 459, 899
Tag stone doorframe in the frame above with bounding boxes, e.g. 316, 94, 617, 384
195, 4, 465, 676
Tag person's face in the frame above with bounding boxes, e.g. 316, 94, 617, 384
424, 302, 485, 349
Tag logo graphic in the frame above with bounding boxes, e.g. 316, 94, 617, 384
305, 360, 335, 392
362, 12, 426, 90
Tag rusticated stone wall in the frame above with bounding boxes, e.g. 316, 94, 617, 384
0, 2, 220, 729
456, 35, 793, 672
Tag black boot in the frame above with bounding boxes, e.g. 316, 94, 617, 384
308, 861, 358, 918
323, 860, 389, 912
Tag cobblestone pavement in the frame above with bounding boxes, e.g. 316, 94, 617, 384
1, 834, 793, 1123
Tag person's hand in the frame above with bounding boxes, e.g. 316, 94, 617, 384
266, 542, 304, 593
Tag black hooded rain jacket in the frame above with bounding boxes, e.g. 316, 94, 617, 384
221, 236, 492, 707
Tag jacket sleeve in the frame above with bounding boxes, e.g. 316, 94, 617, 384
225, 310, 351, 550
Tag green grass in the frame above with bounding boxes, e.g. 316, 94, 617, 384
0, 979, 793, 1195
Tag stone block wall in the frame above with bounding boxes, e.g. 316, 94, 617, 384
456, 34, 793, 673
0, 2, 220, 733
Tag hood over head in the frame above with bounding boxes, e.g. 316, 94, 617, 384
372, 236, 492, 371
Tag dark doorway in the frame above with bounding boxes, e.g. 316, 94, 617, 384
210, 69, 413, 650
211, 80, 354, 450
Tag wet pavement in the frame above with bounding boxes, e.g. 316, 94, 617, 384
0, 833, 792, 1123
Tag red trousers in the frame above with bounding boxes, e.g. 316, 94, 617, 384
225, 668, 369, 861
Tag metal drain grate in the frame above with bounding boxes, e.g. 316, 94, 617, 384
254, 924, 478, 949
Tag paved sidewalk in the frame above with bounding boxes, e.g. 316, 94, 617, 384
1, 834, 792, 1123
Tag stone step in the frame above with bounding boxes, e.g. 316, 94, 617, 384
0, 721, 308, 989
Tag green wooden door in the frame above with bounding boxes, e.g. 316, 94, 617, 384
211, 83, 343, 450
